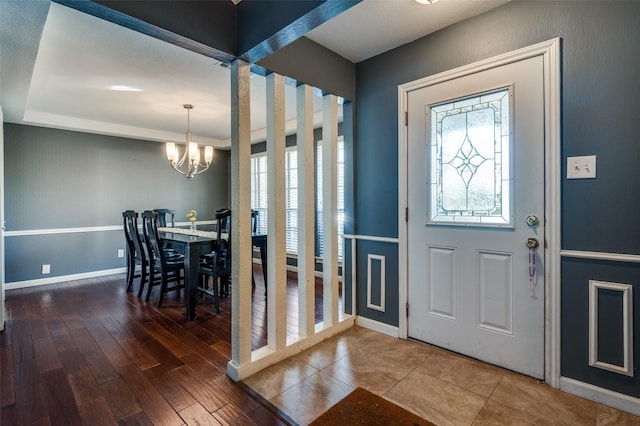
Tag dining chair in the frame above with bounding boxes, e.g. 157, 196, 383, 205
141, 210, 185, 307
154, 208, 175, 228
152, 208, 183, 259
123, 210, 148, 293
198, 209, 231, 314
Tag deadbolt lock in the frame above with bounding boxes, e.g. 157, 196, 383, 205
526, 215, 540, 227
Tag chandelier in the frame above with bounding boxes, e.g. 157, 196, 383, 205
165, 104, 213, 180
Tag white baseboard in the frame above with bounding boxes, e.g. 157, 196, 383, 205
560, 376, 640, 416
356, 315, 399, 338
4, 268, 126, 290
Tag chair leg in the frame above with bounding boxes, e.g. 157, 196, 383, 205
220, 276, 229, 298
138, 263, 148, 298
126, 255, 135, 292
200, 273, 209, 289
145, 269, 155, 302
215, 277, 225, 315
157, 285, 165, 308
138, 262, 147, 295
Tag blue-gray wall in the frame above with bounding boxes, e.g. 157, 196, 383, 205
4, 123, 229, 283
354, 1, 640, 397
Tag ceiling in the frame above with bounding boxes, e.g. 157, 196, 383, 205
0, 0, 509, 149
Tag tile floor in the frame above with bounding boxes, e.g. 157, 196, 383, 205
244, 326, 640, 426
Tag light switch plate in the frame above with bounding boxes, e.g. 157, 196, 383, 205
567, 155, 596, 179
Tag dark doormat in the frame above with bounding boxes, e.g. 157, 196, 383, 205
310, 387, 436, 426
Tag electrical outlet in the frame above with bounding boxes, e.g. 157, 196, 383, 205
567, 155, 596, 179
117, 249, 125, 258
42, 264, 50, 274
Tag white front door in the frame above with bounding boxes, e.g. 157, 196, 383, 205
407, 55, 545, 378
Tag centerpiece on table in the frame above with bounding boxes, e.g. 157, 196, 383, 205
186, 210, 197, 232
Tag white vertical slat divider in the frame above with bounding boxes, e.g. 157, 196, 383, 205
266, 73, 287, 350
229, 60, 252, 378
297, 84, 315, 337
322, 94, 339, 326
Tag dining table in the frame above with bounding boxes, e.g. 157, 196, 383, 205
158, 226, 267, 320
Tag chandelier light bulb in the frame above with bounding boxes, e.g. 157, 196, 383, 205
165, 105, 213, 179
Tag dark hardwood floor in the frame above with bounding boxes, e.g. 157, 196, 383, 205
0, 266, 304, 425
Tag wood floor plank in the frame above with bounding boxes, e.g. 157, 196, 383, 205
59, 347, 90, 375
1, 342, 14, 376
84, 348, 120, 385
83, 318, 113, 342
119, 337, 160, 370
33, 336, 63, 373
140, 321, 191, 358
15, 383, 48, 425
178, 402, 223, 426
116, 362, 185, 426
209, 375, 262, 415
95, 335, 133, 368
101, 316, 134, 342
46, 317, 69, 337
210, 341, 231, 359
99, 377, 143, 420
170, 365, 230, 413
68, 370, 121, 424
246, 404, 290, 426
76, 397, 120, 426
144, 365, 198, 412
51, 328, 76, 353
70, 327, 101, 354
29, 319, 50, 341
118, 410, 155, 426
62, 315, 88, 332
68, 369, 105, 403
1, 404, 17, 425
113, 310, 155, 344
142, 338, 185, 371
212, 402, 257, 426
12, 332, 35, 364
41, 368, 83, 425
170, 330, 229, 373
1, 371, 16, 407
14, 358, 39, 390
179, 353, 225, 382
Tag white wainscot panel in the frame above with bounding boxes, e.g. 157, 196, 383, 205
427, 246, 456, 319
367, 254, 386, 312
589, 280, 634, 377
477, 251, 513, 334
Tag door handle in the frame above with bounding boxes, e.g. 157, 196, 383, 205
526, 237, 539, 249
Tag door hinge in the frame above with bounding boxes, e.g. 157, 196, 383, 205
406, 302, 409, 318
405, 111, 408, 126
405, 207, 408, 222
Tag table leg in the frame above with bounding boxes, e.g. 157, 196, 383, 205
184, 243, 202, 320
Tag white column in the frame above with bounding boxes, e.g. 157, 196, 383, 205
322, 94, 339, 326
297, 84, 315, 337
266, 73, 287, 350
228, 60, 252, 379
0, 107, 4, 330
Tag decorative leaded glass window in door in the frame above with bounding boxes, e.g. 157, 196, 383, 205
427, 88, 512, 226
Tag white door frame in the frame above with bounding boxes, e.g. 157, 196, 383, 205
398, 38, 561, 387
